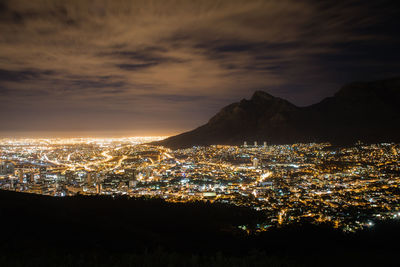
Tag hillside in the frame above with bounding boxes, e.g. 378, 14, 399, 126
1, 189, 400, 266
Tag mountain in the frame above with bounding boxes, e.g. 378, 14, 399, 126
154, 77, 400, 149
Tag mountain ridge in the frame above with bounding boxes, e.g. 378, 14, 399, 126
154, 77, 400, 149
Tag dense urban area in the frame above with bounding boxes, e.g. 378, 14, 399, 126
1, 137, 399, 233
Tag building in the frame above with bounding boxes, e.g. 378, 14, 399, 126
129, 180, 137, 188
0, 161, 15, 175
27, 173, 35, 183
96, 183, 102, 194
124, 168, 137, 180
18, 170, 24, 183
39, 166, 47, 181
87, 171, 96, 185
253, 157, 259, 168
65, 170, 75, 183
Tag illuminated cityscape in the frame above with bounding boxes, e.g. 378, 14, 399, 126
1, 0, 400, 264
1, 137, 399, 232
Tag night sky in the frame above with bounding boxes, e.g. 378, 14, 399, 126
1, 0, 399, 137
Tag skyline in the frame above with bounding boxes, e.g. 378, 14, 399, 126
1, 0, 400, 136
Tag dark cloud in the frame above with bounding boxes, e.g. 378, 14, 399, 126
104, 46, 169, 61
116, 63, 158, 71
0, 0, 399, 135
0, 68, 55, 82
141, 94, 208, 102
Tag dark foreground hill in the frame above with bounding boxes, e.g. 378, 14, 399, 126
1, 190, 400, 266
155, 77, 400, 149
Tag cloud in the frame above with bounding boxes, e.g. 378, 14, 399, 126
0, 68, 55, 82
0, 0, 399, 134
116, 63, 159, 71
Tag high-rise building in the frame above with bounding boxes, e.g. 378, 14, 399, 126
96, 183, 102, 194
39, 166, 47, 181
254, 141, 257, 147
253, 157, 259, 168
28, 173, 35, 183
18, 170, 24, 183
9, 177, 15, 189
263, 141, 267, 147
87, 171, 96, 185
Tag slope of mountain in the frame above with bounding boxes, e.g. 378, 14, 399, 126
155, 77, 400, 149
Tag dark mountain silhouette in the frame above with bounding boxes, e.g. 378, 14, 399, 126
155, 77, 400, 149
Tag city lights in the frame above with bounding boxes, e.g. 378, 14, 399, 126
1, 138, 399, 232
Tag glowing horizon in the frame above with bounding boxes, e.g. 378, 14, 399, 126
0, 131, 174, 140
